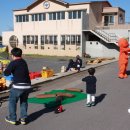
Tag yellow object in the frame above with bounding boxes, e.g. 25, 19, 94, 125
0, 59, 10, 66
0, 47, 7, 52
0, 77, 6, 88
41, 69, 54, 78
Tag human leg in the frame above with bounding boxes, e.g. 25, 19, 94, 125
91, 94, 95, 106
20, 90, 29, 124
86, 94, 91, 107
8, 88, 19, 121
5, 88, 20, 124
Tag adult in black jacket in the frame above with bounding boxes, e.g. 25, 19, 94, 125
66, 59, 76, 72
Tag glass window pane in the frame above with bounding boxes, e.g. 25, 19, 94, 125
57, 12, 60, 20
78, 10, 81, 19
45, 35, 49, 44
61, 35, 65, 45
54, 35, 58, 45
66, 35, 70, 44
53, 12, 56, 20
61, 12, 65, 19
71, 35, 76, 45
73, 11, 77, 19
49, 13, 52, 20
68, 12, 72, 19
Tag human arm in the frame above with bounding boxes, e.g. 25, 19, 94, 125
4, 62, 14, 76
82, 77, 87, 82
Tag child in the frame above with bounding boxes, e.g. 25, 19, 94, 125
82, 67, 97, 107
4, 48, 31, 125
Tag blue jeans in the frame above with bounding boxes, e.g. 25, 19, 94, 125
8, 88, 30, 121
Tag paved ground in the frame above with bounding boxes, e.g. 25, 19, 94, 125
0, 60, 130, 130
24, 56, 87, 73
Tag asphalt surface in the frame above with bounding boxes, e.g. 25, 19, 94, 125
24, 56, 87, 73
0, 60, 130, 130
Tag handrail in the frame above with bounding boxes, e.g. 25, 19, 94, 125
94, 27, 118, 43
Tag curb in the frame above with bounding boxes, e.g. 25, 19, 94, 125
31, 59, 118, 86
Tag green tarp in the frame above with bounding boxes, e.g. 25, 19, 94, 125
28, 89, 86, 108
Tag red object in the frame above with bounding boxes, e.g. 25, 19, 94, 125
57, 105, 63, 112
29, 72, 41, 80
118, 38, 130, 78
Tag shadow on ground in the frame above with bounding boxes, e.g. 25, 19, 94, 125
126, 70, 130, 75
28, 106, 55, 123
95, 93, 107, 105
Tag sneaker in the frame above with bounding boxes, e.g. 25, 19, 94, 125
5, 116, 16, 125
91, 102, 95, 106
20, 118, 27, 125
86, 103, 91, 107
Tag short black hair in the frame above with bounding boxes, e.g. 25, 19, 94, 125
11, 48, 22, 57
88, 67, 95, 75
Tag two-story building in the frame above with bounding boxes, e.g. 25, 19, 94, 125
2, 0, 130, 58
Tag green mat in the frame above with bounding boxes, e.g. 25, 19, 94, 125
28, 90, 86, 108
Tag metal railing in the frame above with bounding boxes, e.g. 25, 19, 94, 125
93, 28, 118, 43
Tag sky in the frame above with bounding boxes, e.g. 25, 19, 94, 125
0, 0, 130, 35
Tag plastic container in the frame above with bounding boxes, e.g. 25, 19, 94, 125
41, 69, 54, 78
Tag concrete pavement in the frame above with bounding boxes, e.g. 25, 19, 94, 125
1, 59, 130, 130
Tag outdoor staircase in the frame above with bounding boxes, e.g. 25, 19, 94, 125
90, 29, 119, 45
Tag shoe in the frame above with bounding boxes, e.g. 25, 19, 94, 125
91, 102, 95, 106
5, 116, 16, 125
86, 103, 91, 107
20, 118, 27, 125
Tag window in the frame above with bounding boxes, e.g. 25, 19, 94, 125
61, 12, 65, 19
30, 36, 34, 44
119, 14, 123, 24
49, 13, 53, 20
16, 15, 29, 22
109, 16, 114, 24
49, 12, 65, 20
53, 12, 56, 20
73, 11, 77, 19
71, 35, 76, 45
68, 11, 72, 19
68, 10, 82, 19
23, 36, 26, 44
104, 15, 114, 26
54, 35, 58, 45
61, 35, 65, 45
35, 36, 38, 45
76, 35, 81, 45
23, 35, 38, 45
9, 35, 18, 48
66, 35, 70, 44
49, 35, 53, 44
27, 35, 30, 44
31, 13, 46, 21
57, 12, 61, 20
41, 35, 44, 45
78, 10, 82, 19
45, 35, 49, 44
34, 14, 38, 21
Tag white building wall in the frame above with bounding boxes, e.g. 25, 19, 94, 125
86, 41, 119, 58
